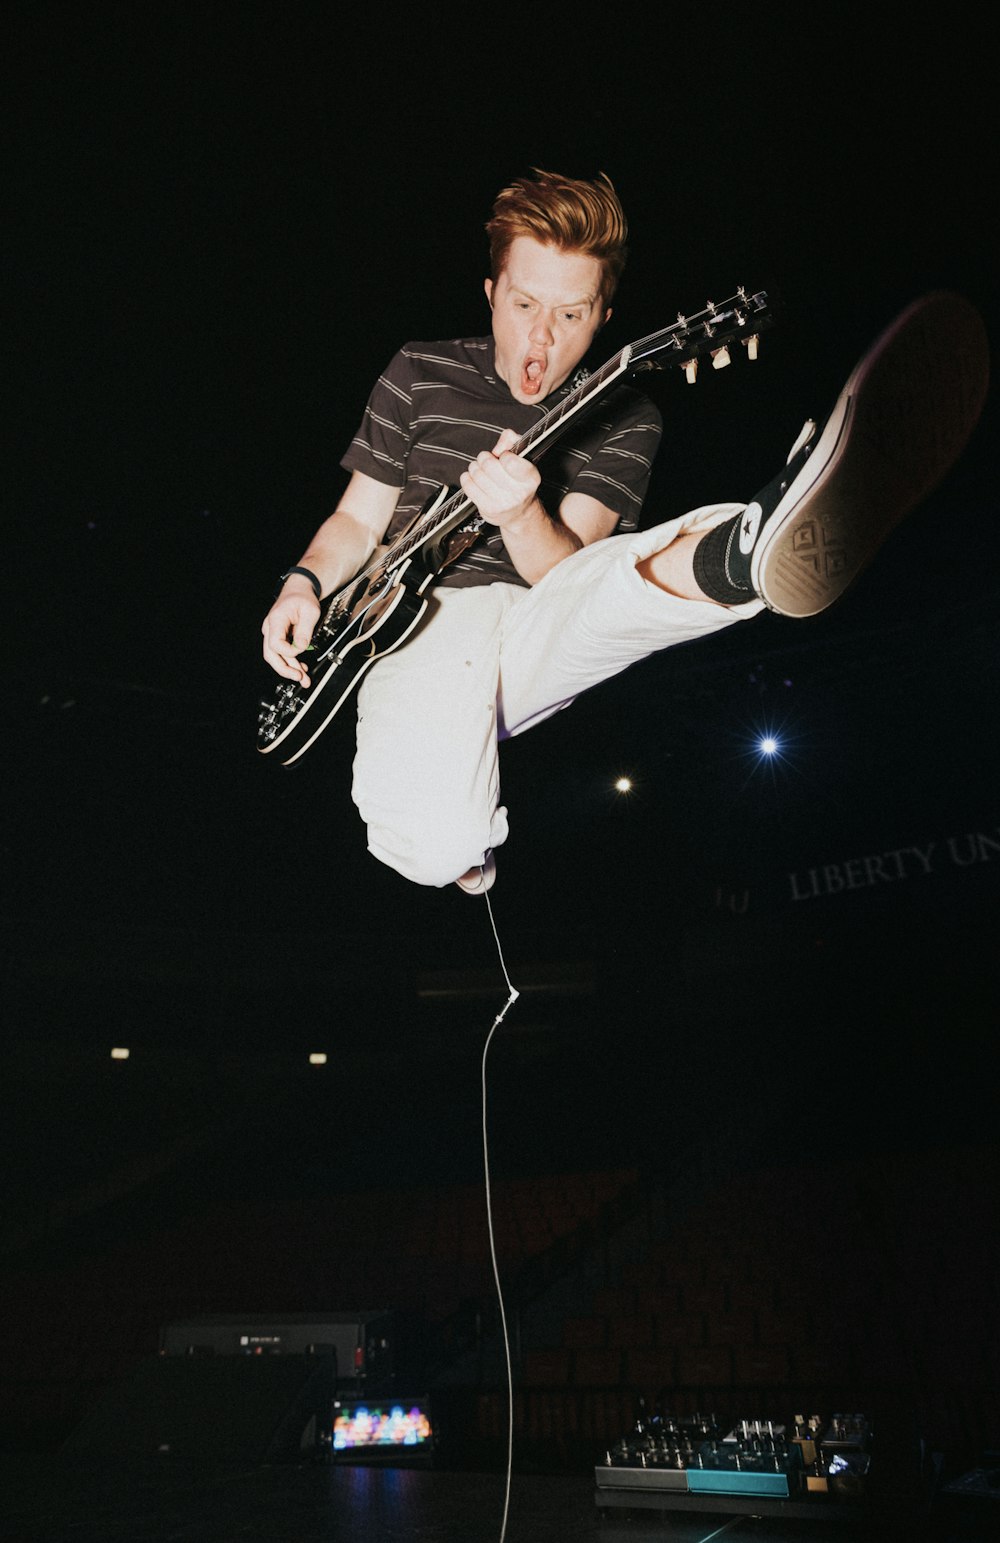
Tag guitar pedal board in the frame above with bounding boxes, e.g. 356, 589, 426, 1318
595, 1409, 872, 1518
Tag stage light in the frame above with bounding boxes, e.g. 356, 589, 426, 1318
308, 1053, 328, 1065
110, 1047, 130, 1060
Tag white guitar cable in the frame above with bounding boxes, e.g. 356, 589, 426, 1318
479, 880, 520, 1543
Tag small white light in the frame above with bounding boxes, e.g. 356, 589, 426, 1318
308, 1053, 328, 1066
759, 737, 778, 755
614, 776, 633, 793
110, 1047, 130, 1060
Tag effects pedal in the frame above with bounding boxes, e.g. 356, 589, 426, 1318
596, 1409, 873, 1509
689, 1421, 800, 1498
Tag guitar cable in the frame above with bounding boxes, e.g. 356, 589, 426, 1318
480, 879, 520, 1543
478, 886, 747, 1543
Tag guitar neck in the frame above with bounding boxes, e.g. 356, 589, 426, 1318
340, 289, 771, 590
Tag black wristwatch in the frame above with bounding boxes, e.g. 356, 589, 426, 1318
279, 565, 322, 601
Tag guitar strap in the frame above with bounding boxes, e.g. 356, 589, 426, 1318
427, 523, 484, 575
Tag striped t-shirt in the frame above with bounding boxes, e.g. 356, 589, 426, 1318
341, 335, 663, 588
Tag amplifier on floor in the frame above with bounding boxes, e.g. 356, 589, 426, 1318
159, 1310, 394, 1383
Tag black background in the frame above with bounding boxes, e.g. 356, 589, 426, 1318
4, 3, 998, 1180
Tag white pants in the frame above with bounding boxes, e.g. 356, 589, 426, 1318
352, 504, 763, 886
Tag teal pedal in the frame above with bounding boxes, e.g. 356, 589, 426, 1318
688, 1439, 802, 1498
687, 1464, 797, 1497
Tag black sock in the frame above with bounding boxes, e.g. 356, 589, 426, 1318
691, 513, 755, 603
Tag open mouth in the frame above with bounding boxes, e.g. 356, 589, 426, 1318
520, 355, 545, 397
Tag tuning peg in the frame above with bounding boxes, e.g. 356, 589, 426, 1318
743, 334, 760, 361
682, 358, 698, 384
711, 346, 731, 370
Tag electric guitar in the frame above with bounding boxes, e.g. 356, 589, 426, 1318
257, 288, 773, 765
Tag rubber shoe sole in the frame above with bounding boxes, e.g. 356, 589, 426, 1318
455, 852, 497, 895
750, 291, 990, 617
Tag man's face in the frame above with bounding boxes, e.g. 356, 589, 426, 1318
486, 235, 610, 405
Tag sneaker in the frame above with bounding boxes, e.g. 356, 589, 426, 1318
747, 291, 989, 617
455, 851, 497, 895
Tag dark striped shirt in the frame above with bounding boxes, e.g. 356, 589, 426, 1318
341, 335, 662, 587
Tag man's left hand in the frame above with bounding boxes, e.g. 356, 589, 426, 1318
459, 429, 542, 532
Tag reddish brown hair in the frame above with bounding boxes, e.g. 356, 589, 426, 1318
485, 167, 628, 307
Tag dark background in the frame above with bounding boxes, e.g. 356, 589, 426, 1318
3, 3, 997, 1242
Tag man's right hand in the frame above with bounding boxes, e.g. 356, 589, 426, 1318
260, 476, 400, 685
261, 589, 321, 685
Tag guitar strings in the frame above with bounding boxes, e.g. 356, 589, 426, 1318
480, 878, 520, 1543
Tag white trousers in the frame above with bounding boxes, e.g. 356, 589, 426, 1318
352, 503, 763, 886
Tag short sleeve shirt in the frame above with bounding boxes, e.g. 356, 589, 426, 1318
340, 335, 662, 587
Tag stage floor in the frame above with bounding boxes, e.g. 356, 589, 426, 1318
0, 1454, 992, 1543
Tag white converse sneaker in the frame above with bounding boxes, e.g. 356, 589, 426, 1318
748, 291, 989, 617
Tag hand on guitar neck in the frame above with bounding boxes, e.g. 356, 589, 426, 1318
458, 427, 609, 585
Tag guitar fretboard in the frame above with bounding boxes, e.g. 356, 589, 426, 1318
330, 289, 769, 603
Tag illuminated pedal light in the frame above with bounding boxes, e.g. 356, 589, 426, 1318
110, 1047, 130, 1060
308, 1053, 328, 1066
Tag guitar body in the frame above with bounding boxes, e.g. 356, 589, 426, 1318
257, 288, 774, 765
257, 557, 432, 765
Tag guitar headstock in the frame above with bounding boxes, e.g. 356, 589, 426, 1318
630, 288, 775, 383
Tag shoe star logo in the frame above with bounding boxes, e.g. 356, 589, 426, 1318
739, 501, 763, 555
